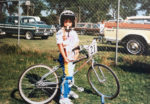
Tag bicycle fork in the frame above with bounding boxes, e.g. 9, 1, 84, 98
92, 59, 106, 104
92, 59, 106, 83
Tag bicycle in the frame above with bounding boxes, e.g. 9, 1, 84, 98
18, 40, 120, 104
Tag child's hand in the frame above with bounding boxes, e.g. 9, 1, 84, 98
64, 57, 70, 63
74, 50, 79, 60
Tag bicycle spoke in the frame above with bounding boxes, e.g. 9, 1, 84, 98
88, 64, 120, 99
19, 64, 59, 104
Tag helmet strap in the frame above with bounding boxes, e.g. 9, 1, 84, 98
64, 26, 72, 32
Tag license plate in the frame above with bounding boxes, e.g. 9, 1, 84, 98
44, 33, 48, 35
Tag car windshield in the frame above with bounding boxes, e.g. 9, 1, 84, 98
128, 19, 150, 24
76, 24, 85, 27
37, 21, 45, 24
22, 18, 35, 23
93, 24, 99, 28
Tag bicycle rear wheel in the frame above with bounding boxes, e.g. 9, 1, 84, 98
18, 64, 59, 104
88, 64, 120, 99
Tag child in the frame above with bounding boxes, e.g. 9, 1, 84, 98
56, 10, 79, 104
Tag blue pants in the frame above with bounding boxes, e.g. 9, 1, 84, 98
59, 54, 75, 98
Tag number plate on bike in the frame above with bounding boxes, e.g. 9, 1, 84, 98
88, 40, 97, 56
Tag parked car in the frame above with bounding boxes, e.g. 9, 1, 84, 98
0, 16, 55, 40
0, 29, 5, 35
104, 21, 150, 55
54, 24, 61, 32
75, 22, 100, 35
50, 25, 57, 33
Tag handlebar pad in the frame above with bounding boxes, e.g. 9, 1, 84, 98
72, 46, 80, 51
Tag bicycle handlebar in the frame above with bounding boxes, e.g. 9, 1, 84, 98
72, 46, 80, 51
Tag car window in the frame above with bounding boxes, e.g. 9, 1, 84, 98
29, 18, 35, 23
93, 24, 99, 28
147, 19, 150, 22
12, 17, 18, 24
129, 19, 144, 23
127, 18, 150, 24
37, 21, 45, 24
76, 24, 85, 27
86, 24, 91, 28
22, 18, 29, 23
22, 18, 35, 23
146, 19, 150, 24
7, 17, 12, 23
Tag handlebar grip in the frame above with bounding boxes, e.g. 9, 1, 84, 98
72, 46, 80, 51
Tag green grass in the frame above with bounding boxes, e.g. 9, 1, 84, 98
0, 35, 150, 104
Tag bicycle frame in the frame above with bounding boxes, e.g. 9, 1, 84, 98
38, 39, 106, 86
38, 52, 106, 88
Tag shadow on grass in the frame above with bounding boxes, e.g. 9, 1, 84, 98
97, 45, 150, 56
97, 45, 126, 54
11, 88, 60, 104
0, 34, 5, 39
118, 61, 150, 74
3, 34, 25, 39
11, 89, 26, 103
2, 34, 49, 40
10, 74, 100, 104
83, 88, 97, 95
11, 73, 60, 104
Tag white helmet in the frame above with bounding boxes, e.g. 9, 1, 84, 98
59, 10, 75, 27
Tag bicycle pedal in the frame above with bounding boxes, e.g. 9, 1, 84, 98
77, 87, 84, 92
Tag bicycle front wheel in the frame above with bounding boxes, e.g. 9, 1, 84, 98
88, 64, 120, 99
18, 64, 59, 104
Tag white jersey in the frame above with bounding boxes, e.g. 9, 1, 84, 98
56, 29, 79, 60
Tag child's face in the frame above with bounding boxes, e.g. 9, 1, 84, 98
64, 19, 72, 27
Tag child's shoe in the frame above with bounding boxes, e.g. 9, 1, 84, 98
68, 91, 79, 99
59, 98, 73, 104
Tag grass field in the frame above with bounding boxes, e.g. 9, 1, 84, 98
0, 35, 150, 104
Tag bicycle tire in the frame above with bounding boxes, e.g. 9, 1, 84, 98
18, 64, 59, 104
87, 64, 120, 99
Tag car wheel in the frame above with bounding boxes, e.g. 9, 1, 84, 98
6, 33, 12, 37
41, 36, 49, 39
125, 38, 145, 55
25, 31, 33, 40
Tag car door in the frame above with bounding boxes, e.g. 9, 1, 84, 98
5, 17, 13, 34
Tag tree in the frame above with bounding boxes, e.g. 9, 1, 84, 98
21, 0, 47, 16
45, 0, 141, 23
138, 0, 150, 15
0, 1, 6, 21
109, 0, 138, 19
120, 0, 137, 19
45, 0, 111, 23
0, 0, 18, 21
6, 1, 18, 16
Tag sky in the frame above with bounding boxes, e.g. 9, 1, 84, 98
136, 3, 146, 16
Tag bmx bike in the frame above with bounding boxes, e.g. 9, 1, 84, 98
18, 40, 120, 104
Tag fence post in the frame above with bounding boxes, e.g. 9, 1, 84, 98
115, 0, 121, 65
18, 0, 21, 46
